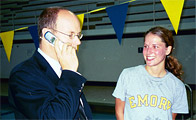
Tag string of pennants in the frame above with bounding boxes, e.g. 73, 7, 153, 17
0, 0, 185, 62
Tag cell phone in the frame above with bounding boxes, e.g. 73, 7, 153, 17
44, 31, 64, 50
44, 31, 56, 45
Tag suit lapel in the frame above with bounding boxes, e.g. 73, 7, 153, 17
33, 51, 59, 85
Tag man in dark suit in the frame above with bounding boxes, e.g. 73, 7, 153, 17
8, 7, 92, 119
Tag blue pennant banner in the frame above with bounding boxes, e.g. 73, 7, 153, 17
28, 25, 39, 49
106, 3, 129, 44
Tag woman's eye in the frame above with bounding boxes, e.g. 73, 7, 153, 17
154, 46, 158, 49
144, 45, 148, 48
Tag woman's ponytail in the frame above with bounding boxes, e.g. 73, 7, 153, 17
166, 55, 184, 81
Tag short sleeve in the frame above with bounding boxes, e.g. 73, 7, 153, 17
112, 69, 127, 101
172, 82, 189, 114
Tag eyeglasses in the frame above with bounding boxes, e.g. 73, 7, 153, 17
50, 28, 83, 39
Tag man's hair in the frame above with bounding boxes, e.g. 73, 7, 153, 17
38, 6, 68, 41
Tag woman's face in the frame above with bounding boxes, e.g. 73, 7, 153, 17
143, 33, 171, 67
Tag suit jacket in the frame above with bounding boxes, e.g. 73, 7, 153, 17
8, 50, 92, 119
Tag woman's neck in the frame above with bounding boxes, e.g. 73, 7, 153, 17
145, 65, 167, 78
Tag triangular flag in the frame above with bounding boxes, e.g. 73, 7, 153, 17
106, 3, 129, 44
77, 45, 79, 52
161, 0, 184, 34
77, 14, 84, 30
28, 25, 39, 49
77, 14, 84, 52
0, 31, 14, 62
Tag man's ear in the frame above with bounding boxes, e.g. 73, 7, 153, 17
166, 46, 172, 55
42, 28, 51, 39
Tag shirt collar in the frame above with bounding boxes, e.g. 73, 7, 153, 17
38, 48, 61, 78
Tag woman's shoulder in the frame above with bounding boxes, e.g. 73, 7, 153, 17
167, 72, 185, 87
122, 65, 145, 75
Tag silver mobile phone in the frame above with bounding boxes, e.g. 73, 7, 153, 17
44, 31, 56, 45
44, 31, 64, 50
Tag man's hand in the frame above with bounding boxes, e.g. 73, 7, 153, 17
54, 39, 79, 72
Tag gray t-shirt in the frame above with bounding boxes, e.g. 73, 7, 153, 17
112, 65, 188, 120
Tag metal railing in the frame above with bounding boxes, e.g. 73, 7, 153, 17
182, 84, 193, 120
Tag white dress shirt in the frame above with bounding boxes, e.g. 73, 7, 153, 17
38, 48, 62, 78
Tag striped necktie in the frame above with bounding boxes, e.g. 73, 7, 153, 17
79, 98, 88, 120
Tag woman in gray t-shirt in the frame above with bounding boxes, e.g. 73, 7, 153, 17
113, 26, 189, 120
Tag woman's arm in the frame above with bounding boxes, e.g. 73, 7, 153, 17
115, 98, 125, 120
172, 113, 177, 120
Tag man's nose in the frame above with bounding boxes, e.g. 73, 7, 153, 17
72, 37, 81, 48
75, 37, 81, 46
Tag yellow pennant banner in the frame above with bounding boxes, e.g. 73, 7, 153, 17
77, 14, 85, 30
161, 0, 184, 34
0, 31, 14, 62
76, 14, 85, 52
0, 0, 185, 62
